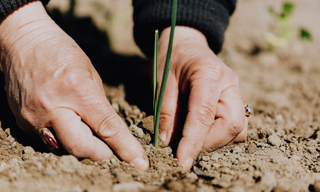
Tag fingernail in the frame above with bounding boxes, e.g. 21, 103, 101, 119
131, 157, 149, 171
183, 157, 194, 170
160, 132, 166, 142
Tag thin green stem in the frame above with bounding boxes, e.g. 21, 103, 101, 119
153, 30, 159, 132
154, 0, 178, 148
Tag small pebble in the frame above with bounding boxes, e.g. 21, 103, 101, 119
291, 155, 300, 161
151, 181, 162, 186
275, 114, 284, 122
8, 172, 18, 181
210, 154, 221, 161
212, 163, 220, 168
247, 143, 258, 153
58, 155, 80, 173
46, 170, 57, 176
307, 140, 317, 147
138, 116, 154, 134
44, 164, 56, 176
0, 162, 7, 172
11, 142, 16, 147
111, 103, 120, 113
125, 117, 134, 126
201, 156, 210, 162
260, 128, 273, 138
268, 134, 281, 147
23, 146, 35, 154
166, 181, 184, 192
186, 172, 198, 182
9, 158, 19, 166
132, 106, 141, 115
196, 186, 215, 192
4, 128, 10, 136
232, 146, 242, 153
6, 135, 15, 143
36, 162, 43, 170
221, 167, 231, 174
110, 156, 119, 165
113, 182, 144, 192
228, 186, 246, 192
212, 175, 232, 188
131, 125, 144, 138
258, 172, 277, 191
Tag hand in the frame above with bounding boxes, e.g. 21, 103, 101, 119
0, 1, 148, 170
158, 26, 248, 170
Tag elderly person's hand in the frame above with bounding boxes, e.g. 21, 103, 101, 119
158, 26, 248, 170
0, 1, 148, 170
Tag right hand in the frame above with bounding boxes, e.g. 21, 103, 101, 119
0, 1, 148, 170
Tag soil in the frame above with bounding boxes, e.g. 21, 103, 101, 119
0, 0, 320, 191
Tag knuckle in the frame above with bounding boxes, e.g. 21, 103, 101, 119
190, 61, 224, 83
159, 111, 174, 129
20, 107, 31, 121
203, 60, 224, 78
19, 107, 35, 126
62, 67, 89, 92
207, 65, 223, 79
160, 110, 174, 122
195, 105, 215, 128
227, 119, 245, 137
65, 70, 85, 88
235, 131, 247, 142
185, 137, 203, 153
67, 139, 93, 158
96, 115, 122, 140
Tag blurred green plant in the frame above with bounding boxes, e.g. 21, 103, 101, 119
153, 0, 178, 148
266, 2, 312, 49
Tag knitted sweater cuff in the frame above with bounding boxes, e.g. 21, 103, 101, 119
0, 0, 49, 16
133, 0, 236, 57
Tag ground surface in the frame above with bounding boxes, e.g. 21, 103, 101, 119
0, 0, 319, 191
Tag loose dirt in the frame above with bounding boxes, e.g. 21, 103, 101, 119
0, 0, 319, 191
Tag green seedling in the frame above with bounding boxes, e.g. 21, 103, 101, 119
267, 2, 312, 49
153, 0, 178, 148
300, 28, 312, 42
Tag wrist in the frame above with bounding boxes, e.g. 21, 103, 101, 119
160, 26, 209, 49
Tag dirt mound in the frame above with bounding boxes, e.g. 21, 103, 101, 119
0, 0, 319, 191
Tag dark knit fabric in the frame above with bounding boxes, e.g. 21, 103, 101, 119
133, 0, 236, 57
0, 0, 49, 16
1, 0, 236, 57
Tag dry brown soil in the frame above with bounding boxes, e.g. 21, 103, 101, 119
0, 0, 319, 191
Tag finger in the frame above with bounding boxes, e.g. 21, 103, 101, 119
79, 92, 149, 170
230, 117, 248, 144
202, 86, 246, 150
158, 76, 179, 145
176, 70, 223, 170
50, 108, 114, 160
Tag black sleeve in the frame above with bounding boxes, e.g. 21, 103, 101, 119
0, 0, 49, 16
133, 0, 236, 57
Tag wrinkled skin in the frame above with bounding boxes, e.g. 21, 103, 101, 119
0, 1, 247, 171
158, 27, 248, 169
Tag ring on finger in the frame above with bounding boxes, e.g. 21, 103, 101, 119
41, 127, 59, 149
245, 104, 253, 118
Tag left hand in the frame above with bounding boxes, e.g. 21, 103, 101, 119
157, 26, 248, 170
